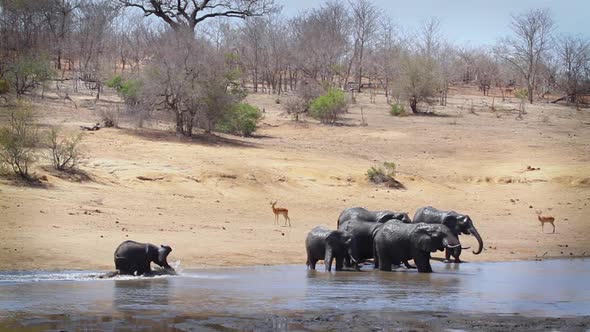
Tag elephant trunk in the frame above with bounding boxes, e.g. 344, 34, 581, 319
469, 227, 483, 255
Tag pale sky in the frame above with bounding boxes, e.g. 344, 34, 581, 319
279, 0, 590, 47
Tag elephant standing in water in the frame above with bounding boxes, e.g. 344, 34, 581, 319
114, 240, 174, 276
413, 206, 483, 263
373, 221, 461, 273
337, 207, 411, 268
305, 226, 359, 271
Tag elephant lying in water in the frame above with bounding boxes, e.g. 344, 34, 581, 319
114, 240, 174, 276
373, 221, 461, 273
305, 226, 359, 271
413, 206, 483, 263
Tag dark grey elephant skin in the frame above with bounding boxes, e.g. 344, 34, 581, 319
413, 206, 483, 263
114, 240, 173, 275
337, 207, 411, 228
339, 219, 388, 268
373, 221, 461, 273
305, 226, 359, 272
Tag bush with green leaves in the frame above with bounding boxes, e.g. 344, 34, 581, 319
0, 104, 39, 179
106, 75, 141, 105
309, 89, 348, 124
216, 103, 262, 136
390, 104, 406, 116
6, 55, 54, 97
367, 161, 397, 185
46, 127, 83, 171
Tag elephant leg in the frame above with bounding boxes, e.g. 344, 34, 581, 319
373, 245, 379, 269
378, 251, 392, 271
335, 256, 344, 271
114, 257, 129, 274
325, 250, 334, 272
308, 257, 318, 270
379, 259, 392, 272
414, 253, 433, 273
453, 246, 463, 263
444, 248, 454, 263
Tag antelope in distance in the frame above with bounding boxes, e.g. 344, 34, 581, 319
271, 200, 291, 227
536, 210, 556, 233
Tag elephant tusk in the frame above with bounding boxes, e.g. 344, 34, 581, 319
461, 246, 471, 250
445, 243, 461, 248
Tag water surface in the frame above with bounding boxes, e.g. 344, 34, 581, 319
0, 259, 588, 330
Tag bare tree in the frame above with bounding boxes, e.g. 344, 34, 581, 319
42, 0, 80, 70
496, 8, 555, 104
290, 2, 350, 87
349, 0, 380, 92
553, 35, 590, 103
117, 0, 277, 32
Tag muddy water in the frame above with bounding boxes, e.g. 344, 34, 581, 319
0, 259, 589, 331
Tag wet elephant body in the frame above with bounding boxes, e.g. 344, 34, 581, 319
374, 221, 461, 273
337, 207, 411, 268
114, 240, 173, 276
337, 207, 411, 228
413, 206, 483, 263
305, 226, 359, 271
339, 219, 383, 267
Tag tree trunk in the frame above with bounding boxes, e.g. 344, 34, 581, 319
410, 96, 417, 113
175, 110, 184, 136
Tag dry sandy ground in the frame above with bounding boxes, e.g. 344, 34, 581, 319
1, 86, 589, 271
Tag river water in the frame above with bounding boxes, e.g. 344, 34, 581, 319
0, 259, 589, 330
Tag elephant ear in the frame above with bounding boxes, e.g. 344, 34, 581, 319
442, 214, 462, 236
326, 231, 343, 250
412, 225, 440, 252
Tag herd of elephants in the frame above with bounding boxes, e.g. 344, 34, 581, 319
112, 206, 483, 276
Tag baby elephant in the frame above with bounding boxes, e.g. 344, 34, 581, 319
114, 240, 174, 276
305, 226, 359, 271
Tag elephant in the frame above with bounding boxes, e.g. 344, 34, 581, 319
305, 226, 359, 271
413, 206, 483, 263
114, 240, 173, 276
338, 219, 405, 269
373, 221, 462, 273
337, 207, 412, 229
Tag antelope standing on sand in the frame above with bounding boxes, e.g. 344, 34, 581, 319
271, 200, 291, 227
536, 210, 555, 233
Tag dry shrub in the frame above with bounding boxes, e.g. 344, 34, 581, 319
46, 127, 84, 171
99, 106, 119, 128
366, 161, 405, 189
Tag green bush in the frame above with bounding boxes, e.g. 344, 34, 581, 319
390, 103, 406, 116
216, 103, 262, 136
309, 88, 348, 124
106, 75, 123, 90
106, 75, 141, 104
0, 104, 39, 179
0, 79, 9, 94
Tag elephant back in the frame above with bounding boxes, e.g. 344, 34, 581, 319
413, 206, 447, 224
